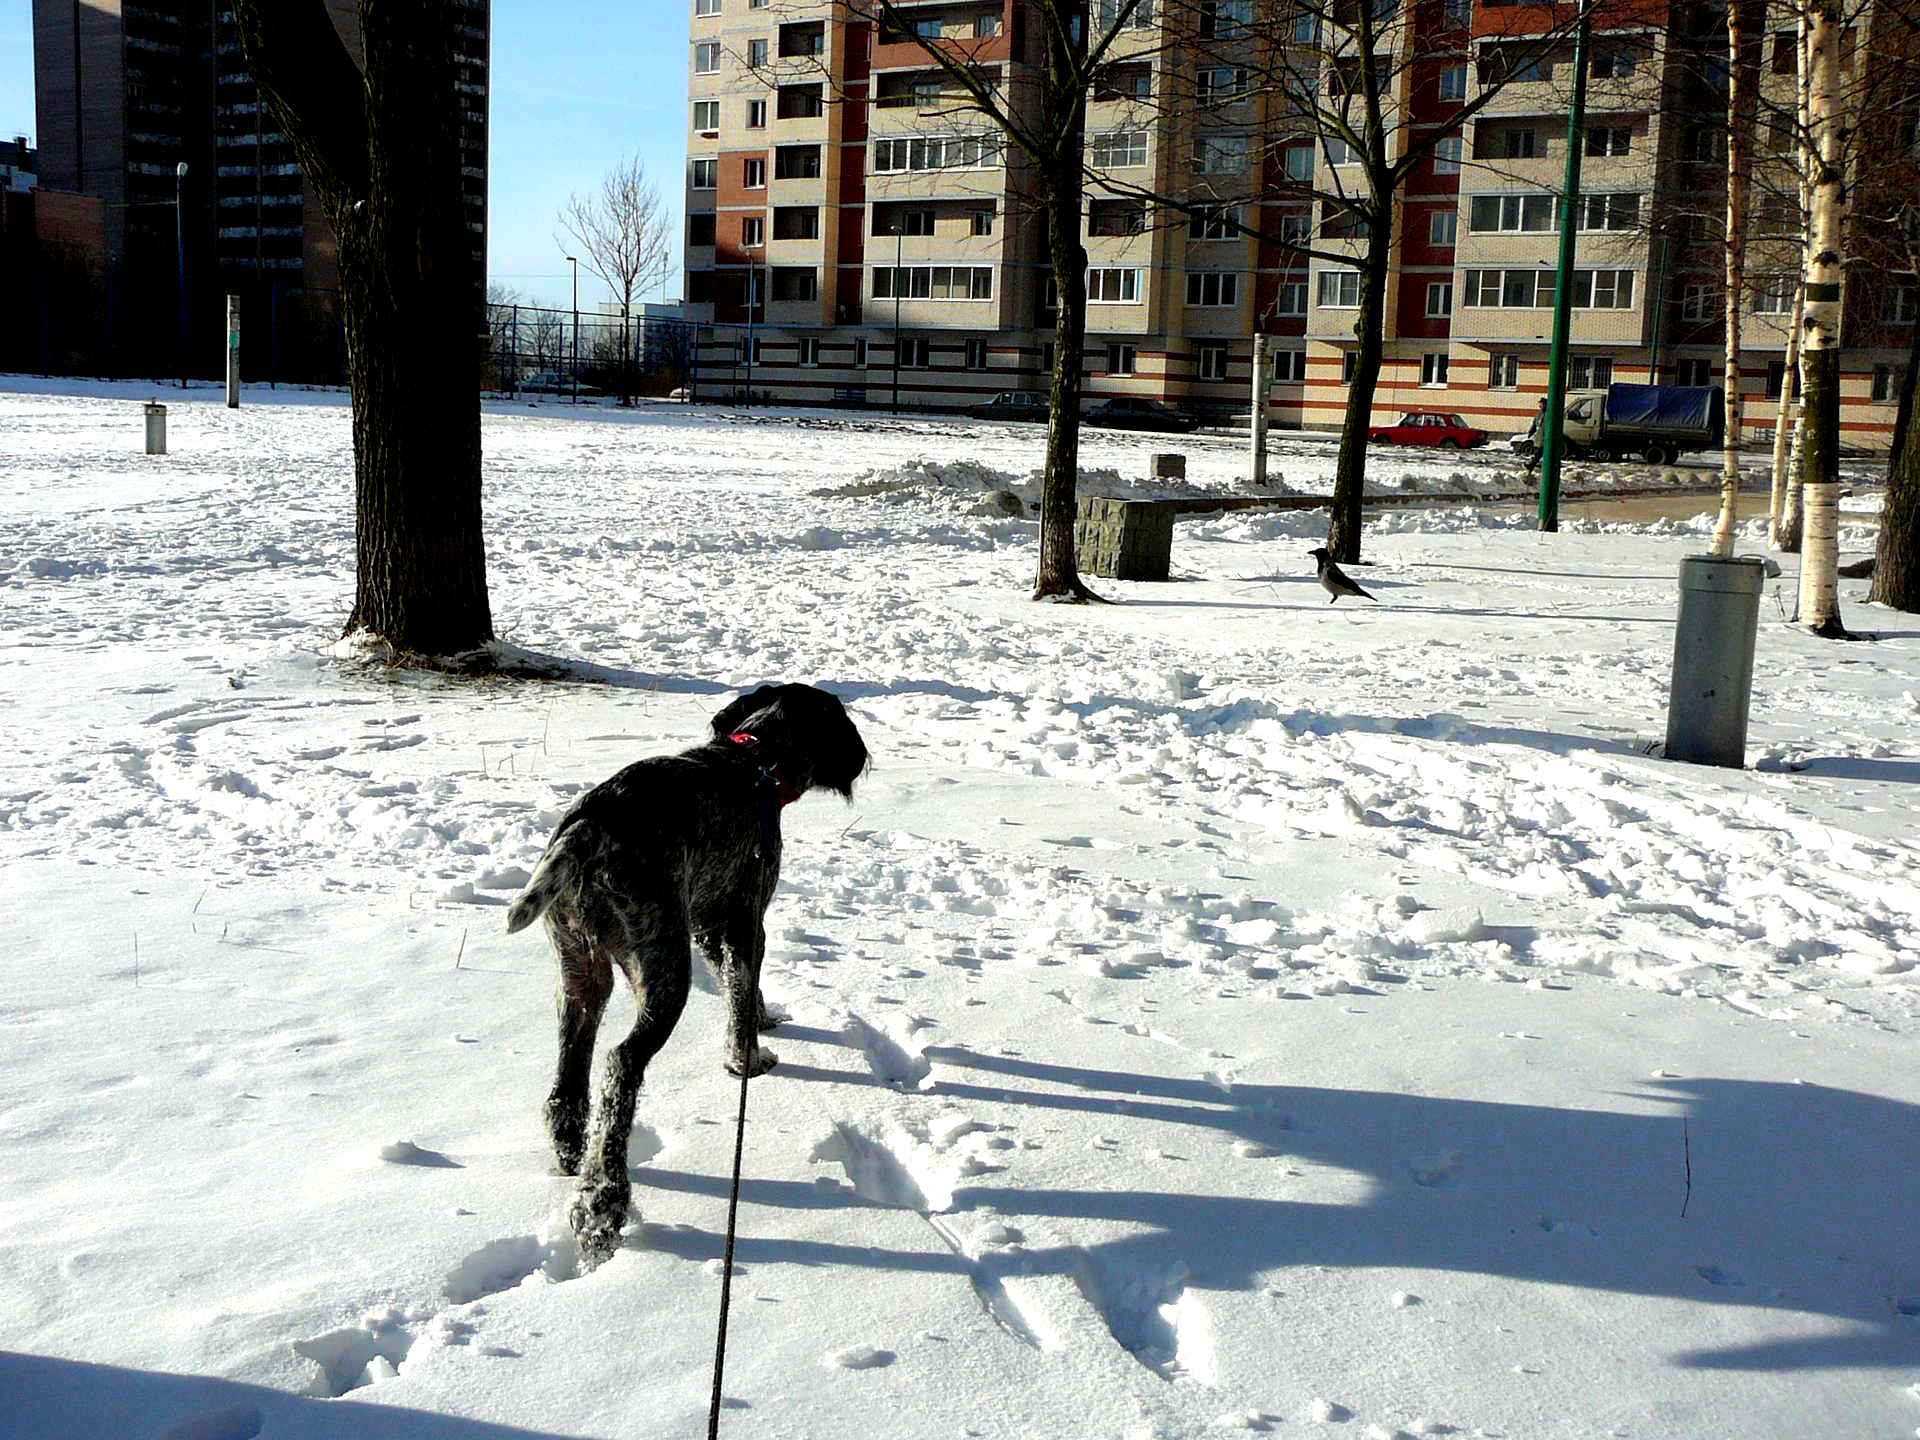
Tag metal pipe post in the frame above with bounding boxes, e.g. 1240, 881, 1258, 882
1538, 1, 1592, 532
175, 162, 188, 390
225, 293, 241, 407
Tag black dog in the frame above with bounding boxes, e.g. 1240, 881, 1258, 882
506, 683, 868, 1263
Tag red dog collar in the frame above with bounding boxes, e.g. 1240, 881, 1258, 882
728, 732, 802, 807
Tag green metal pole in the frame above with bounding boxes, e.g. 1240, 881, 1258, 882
1539, 1, 1593, 532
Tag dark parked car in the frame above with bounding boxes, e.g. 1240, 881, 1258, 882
1084, 397, 1201, 434
1367, 410, 1490, 449
971, 390, 1051, 422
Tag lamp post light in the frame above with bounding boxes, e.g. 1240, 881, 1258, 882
565, 255, 580, 405
175, 161, 189, 391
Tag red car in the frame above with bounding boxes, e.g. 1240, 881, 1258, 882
1368, 410, 1490, 449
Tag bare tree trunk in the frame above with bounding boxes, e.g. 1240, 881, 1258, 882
1029, 5, 1099, 603
1776, 9, 1814, 555
1868, 329, 1920, 611
1711, 0, 1757, 556
1796, 0, 1848, 638
236, 0, 492, 658
1767, 280, 1804, 546
1326, 234, 1390, 565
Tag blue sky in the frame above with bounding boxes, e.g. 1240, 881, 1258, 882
0, 2, 688, 311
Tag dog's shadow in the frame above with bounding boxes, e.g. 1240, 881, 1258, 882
633, 1043, 1920, 1375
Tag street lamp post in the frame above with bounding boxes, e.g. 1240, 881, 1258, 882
175, 161, 188, 390
892, 222, 903, 413
565, 255, 580, 404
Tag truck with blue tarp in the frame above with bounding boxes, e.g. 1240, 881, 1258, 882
1511, 384, 1725, 466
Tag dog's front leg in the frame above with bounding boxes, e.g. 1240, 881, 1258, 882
721, 919, 778, 1077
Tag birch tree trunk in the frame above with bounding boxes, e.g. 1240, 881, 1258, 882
1766, 281, 1803, 546
1867, 330, 1920, 611
1794, 0, 1848, 637
1775, 10, 1814, 554
1711, 0, 1757, 556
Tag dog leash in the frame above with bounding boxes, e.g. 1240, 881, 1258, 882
707, 1049, 753, 1438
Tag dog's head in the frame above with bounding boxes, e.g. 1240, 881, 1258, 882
710, 684, 869, 799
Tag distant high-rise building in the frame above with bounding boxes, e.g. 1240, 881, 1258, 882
30, 0, 490, 381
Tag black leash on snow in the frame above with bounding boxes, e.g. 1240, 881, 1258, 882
706, 1031, 754, 1437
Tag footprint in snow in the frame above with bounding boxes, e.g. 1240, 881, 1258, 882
378, 1140, 461, 1168
1408, 1150, 1464, 1189
821, 1344, 895, 1370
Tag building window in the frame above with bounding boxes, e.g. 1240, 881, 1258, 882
972, 208, 995, 236
1092, 131, 1150, 167
1681, 284, 1718, 321
1097, 0, 1155, 28
743, 158, 765, 187
775, 145, 821, 180
1676, 357, 1712, 387
1571, 269, 1635, 309
1284, 145, 1315, 182
693, 100, 720, 132
1753, 275, 1795, 314
1578, 193, 1640, 231
1469, 193, 1556, 233
695, 0, 721, 14
1186, 271, 1239, 306
1591, 49, 1637, 79
1872, 364, 1906, 401
1192, 134, 1249, 175
873, 134, 1002, 173
1107, 343, 1136, 376
751, 338, 766, 364
880, 208, 934, 236
1324, 137, 1358, 166
1088, 199, 1147, 235
1426, 281, 1453, 317
1279, 213, 1311, 245
747, 38, 768, 66
1042, 341, 1055, 375
1567, 355, 1613, 389
1488, 354, 1520, 389
1464, 268, 1553, 307
853, 337, 868, 367
1587, 126, 1632, 157
899, 337, 931, 369
1270, 348, 1307, 383
747, 99, 767, 128
770, 267, 818, 302
872, 265, 994, 300
1198, 67, 1251, 103
1500, 129, 1538, 160
1318, 269, 1362, 307
1198, 342, 1231, 381
1087, 267, 1143, 302
975, 12, 1002, 36
688, 213, 717, 246
741, 216, 764, 247
1440, 65, 1467, 101
695, 41, 721, 73
1342, 352, 1359, 385
1885, 285, 1919, 323
1764, 360, 1798, 398
1434, 137, 1463, 173
797, 337, 821, 367
691, 158, 718, 189
1430, 210, 1458, 246
1189, 205, 1241, 241
1421, 353, 1450, 386
1274, 280, 1307, 316
1199, 0, 1252, 39
773, 206, 819, 240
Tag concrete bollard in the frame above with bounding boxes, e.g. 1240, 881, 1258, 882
1150, 453, 1186, 481
1664, 554, 1765, 768
144, 401, 168, 456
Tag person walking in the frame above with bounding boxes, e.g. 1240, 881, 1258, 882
1525, 396, 1549, 474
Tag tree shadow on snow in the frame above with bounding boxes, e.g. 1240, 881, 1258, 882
0, 1351, 592, 1440
652, 1051, 1920, 1375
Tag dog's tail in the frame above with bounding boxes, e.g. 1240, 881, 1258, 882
506, 835, 577, 935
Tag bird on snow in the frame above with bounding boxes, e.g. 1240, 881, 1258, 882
1307, 547, 1377, 605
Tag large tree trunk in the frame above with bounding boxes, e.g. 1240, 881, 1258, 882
236, 0, 493, 658
1031, 16, 1096, 602
1868, 330, 1920, 611
1795, 0, 1848, 638
1326, 231, 1390, 565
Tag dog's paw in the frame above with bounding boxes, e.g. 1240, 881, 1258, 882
725, 1046, 780, 1078
755, 1000, 786, 1033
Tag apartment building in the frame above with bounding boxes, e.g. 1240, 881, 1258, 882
30, 0, 490, 380
684, 0, 1913, 445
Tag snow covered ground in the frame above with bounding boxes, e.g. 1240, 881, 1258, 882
2, 379, 1917, 1440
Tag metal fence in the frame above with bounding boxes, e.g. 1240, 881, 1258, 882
482, 302, 696, 400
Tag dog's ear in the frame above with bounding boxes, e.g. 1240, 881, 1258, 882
805, 692, 870, 799
710, 685, 784, 738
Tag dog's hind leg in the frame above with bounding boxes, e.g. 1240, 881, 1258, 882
569, 915, 692, 1266
544, 924, 612, 1176
720, 918, 779, 1077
